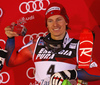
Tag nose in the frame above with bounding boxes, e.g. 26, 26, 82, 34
53, 21, 57, 27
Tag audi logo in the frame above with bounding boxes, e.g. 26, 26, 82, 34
0, 72, 10, 84
23, 31, 48, 45
26, 67, 35, 79
19, 0, 50, 14
0, 8, 3, 18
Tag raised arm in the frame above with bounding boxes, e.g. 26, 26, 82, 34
4, 24, 36, 67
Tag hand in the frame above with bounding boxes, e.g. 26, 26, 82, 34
4, 22, 19, 38
49, 70, 77, 85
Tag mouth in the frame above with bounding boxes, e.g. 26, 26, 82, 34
53, 28, 60, 31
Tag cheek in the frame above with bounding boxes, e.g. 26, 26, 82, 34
48, 28, 52, 33
47, 23, 52, 30
47, 26, 52, 33
58, 21, 66, 26
60, 23, 66, 29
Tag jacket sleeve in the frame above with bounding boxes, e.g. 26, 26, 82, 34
5, 38, 35, 67
77, 54, 100, 81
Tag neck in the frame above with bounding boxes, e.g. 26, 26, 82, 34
51, 32, 66, 40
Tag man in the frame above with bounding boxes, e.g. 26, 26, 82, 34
5, 2, 100, 85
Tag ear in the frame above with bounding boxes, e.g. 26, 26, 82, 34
66, 22, 68, 25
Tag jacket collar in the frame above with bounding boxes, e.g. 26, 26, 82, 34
63, 32, 73, 48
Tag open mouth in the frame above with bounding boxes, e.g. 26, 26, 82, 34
53, 28, 60, 31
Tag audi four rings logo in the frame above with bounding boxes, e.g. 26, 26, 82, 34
0, 8, 3, 18
0, 72, 10, 84
23, 31, 48, 45
19, 0, 50, 14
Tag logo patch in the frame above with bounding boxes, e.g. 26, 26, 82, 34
90, 62, 98, 68
38, 39, 44, 46
69, 43, 77, 49
36, 48, 55, 60
46, 6, 60, 15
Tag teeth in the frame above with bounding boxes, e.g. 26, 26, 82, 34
53, 28, 59, 30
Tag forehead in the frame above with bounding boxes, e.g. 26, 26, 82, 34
47, 15, 64, 20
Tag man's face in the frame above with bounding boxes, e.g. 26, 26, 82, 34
47, 15, 68, 40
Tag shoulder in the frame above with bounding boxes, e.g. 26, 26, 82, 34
18, 38, 40, 52
71, 38, 79, 43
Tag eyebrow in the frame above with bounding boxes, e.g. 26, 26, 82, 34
47, 16, 63, 20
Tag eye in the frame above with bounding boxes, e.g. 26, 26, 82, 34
47, 19, 53, 23
57, 18, 62, 22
